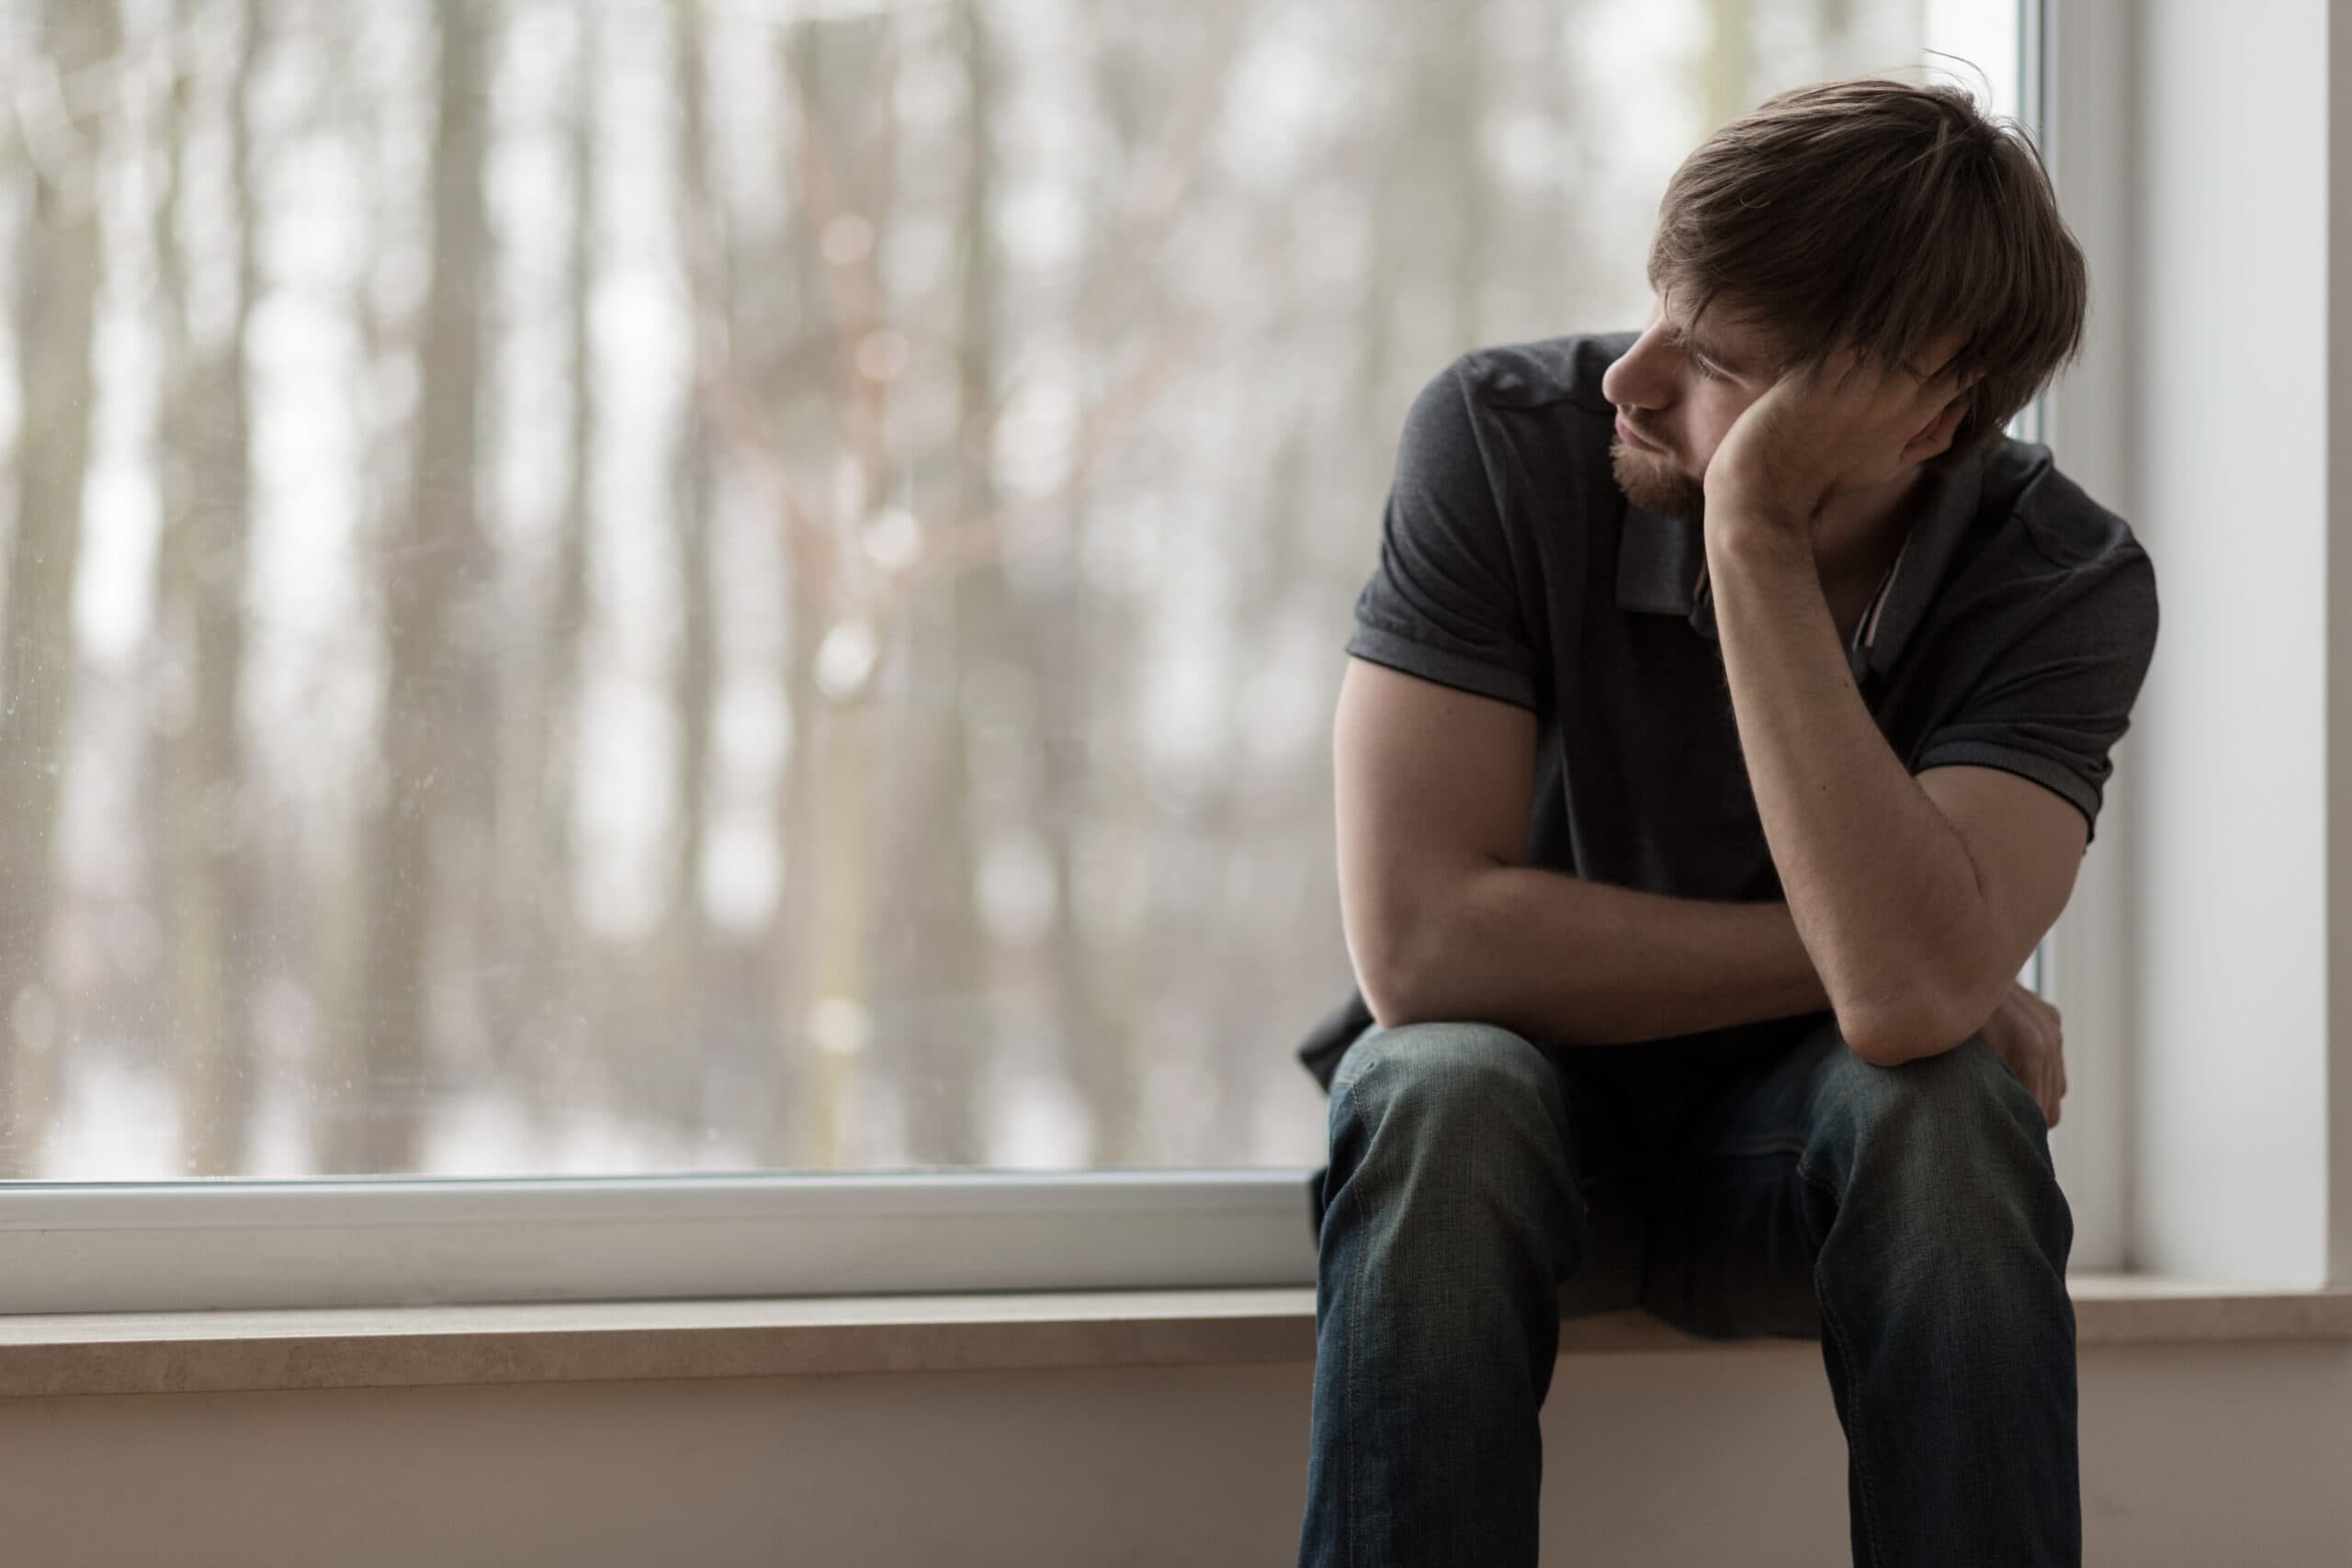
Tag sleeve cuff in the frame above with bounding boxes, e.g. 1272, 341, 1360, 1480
1913, 739, 2102, 847
1345, 624, 1537, 712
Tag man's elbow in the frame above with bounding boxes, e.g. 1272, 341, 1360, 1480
1348, 903, 1454, 1032
1353, 942, 1432, 1032
1835, 985, 1981, 1068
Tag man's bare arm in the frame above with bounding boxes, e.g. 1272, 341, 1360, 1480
1701, 350, 2086, 1066
1335, 656, 1830, 1044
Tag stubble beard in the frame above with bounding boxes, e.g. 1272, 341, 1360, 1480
1611, 436, 1707, 523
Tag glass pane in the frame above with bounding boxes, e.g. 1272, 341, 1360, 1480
0, 0, 2017, 1179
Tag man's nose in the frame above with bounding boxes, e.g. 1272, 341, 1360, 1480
1600, 331, 1676, 411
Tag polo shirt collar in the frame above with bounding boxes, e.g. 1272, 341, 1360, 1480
1612, 449, 1984, 683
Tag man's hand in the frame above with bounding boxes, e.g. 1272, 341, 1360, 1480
1702, 341, 1972, 542
1976, 978, 2068, 1130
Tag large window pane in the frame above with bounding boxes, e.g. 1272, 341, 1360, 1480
0, 0, 2014, 1179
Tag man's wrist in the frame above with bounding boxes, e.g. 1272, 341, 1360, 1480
1703, 506, 1815, 579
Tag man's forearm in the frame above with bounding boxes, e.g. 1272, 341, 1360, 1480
1377, 864, 1831, 1045
1704, 525, 2000, 1059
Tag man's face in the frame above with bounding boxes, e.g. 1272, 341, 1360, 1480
1599, 292, 1782, 519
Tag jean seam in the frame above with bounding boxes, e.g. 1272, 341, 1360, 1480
1798, 1153, 1889, 1568
1339, 1073, 1365, 1568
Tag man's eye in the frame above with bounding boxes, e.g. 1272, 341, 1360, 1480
1689, 355, 1721, 383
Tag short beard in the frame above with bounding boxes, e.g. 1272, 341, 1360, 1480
1611, 436, 1707, 522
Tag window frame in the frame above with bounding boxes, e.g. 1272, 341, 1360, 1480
0, 1171, 1314, 1314
2027, 0, 2137, 1273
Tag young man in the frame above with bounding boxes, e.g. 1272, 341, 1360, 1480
1294, 78, 2156, 1568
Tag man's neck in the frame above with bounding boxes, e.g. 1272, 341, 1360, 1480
1813, 467, 1933, 639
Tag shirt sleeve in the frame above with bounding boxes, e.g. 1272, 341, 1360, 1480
1911, 546, 2158, 848
1344, 355, 1539, 710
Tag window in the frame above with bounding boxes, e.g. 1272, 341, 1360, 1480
0, 0, 2043, 1308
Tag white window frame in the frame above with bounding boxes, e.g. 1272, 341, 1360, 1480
0, 1172, 1313, 1313
2019, 0, 2137, 1272
0, 0, 2207, 1316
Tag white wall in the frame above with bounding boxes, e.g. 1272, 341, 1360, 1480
0, 1348, 2344, 1566
2121, 0, 2340, 1283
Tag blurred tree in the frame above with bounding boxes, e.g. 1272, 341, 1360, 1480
325, 0, 492, 1172
871, 0, 999, 1171
0, 0, 120, 1174
659, 0, 721, 1128
771, 13, 898, 1169
1707, 0, 1754, 129
1033, 5, 1161, 1168
152, 0, 266, 1176
489, 1, 600, 1138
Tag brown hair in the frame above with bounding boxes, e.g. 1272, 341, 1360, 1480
1649, 76, 2086, 459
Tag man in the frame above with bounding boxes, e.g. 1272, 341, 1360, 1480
1294, 77, 2156, 1568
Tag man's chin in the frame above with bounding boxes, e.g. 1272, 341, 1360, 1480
1611, 438, 1706, 521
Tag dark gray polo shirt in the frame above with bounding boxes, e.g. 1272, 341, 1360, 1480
1294, 331, 2159, 1092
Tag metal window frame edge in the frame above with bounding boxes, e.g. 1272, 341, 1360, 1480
2032, 0, 2135, 1272
0, 1170, 1320, 1314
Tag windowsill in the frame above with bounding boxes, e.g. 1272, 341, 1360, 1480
0, 1273, 2345, 1399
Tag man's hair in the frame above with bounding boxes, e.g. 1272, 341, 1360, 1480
1649, 75, 2086, 459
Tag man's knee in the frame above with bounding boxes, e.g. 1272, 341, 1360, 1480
1834, 1032, 2046, 1140
1321, 1020, 1579, 1257
1327, 1020, 1567, 1171
1819, 1031, 2069, 1237
1331, 1018, 1553, 1103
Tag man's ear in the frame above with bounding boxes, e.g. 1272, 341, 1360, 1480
1903, 389, 1973, 466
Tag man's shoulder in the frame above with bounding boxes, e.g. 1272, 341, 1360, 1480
1439, 331, 1634, 419
1983, 439, 2150, 578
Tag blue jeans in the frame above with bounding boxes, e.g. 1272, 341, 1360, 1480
1296, 1013, 2079, 1567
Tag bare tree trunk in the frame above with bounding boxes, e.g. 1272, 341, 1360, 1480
774, 564, 825, 1166
1025, 9, 1168, 1168
326, 0, 489, 1172
1705, 0, 1751, 129
153, 0, 266, 1175
877, 0, 997, 1170
658, 0, 720, 1126
0, 0, 119, 1174
771, 16, 895, 1170
490, 6, 598, 1126
767, 21, 828, 1169
1436, 0, 1490, 352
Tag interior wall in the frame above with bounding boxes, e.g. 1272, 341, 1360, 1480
1, 1348, 2345, 1567
2128, 0, 2333, 1283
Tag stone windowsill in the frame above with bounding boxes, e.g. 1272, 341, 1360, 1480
0, 1273, 2344, 1400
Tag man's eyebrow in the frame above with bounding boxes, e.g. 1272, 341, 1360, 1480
1667, 318, 1742, 373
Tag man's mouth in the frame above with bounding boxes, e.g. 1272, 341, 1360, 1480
1614, 416, 1664, 454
